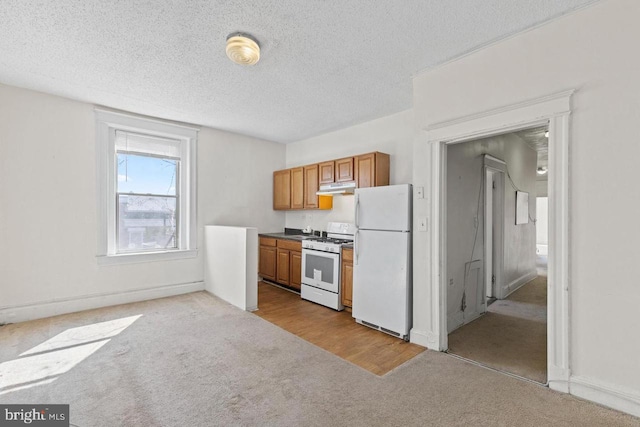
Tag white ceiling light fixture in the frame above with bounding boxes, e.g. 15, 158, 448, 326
226, 32, 260, 66
537, 166, 548, 175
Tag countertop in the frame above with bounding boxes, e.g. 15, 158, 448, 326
259, 232, 311, 242
259, 230, 351, 247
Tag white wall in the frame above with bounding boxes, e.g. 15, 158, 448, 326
284, 109, 414, 231
0, 84, 285, 321
412, 0, 640, 407
536, 197, 548, 255
535, 179, 548, 197
446, 134, 537, 326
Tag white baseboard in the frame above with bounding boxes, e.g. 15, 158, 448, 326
0, 281, 205, 324
570, 376, 640, 418
502, 270, 537, 298
410, 328, 435, 349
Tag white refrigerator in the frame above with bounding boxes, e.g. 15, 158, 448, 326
352, 184, 412, 340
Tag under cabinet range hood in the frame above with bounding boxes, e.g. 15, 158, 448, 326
316, 181, 356, 195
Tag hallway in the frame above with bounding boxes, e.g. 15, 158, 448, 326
447, 260, 547, 383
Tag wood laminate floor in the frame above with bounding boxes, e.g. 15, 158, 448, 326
253, 281, 425, 376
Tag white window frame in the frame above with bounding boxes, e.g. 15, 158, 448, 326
95, 109, 198, 265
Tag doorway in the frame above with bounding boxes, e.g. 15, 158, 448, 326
420, 90, 571, 392
443, 127, 549, 384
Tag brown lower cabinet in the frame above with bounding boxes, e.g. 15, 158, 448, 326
289, 250, 302, 290
341, 247, 354, 307
258, 238, 277, 281
259, 237, 302, 291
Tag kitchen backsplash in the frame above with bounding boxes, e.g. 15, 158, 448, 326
284, 195, 355, 232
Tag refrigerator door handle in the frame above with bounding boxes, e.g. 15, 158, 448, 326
354, 229, 359, 265
355, 193, 360, 229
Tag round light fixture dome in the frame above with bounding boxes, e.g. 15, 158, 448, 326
226, 33, 260, 66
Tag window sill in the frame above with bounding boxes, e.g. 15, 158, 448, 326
96, 249, 198, 266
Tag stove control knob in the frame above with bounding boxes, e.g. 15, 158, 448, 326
309, 244, 314, 249
325, 246, 330, 252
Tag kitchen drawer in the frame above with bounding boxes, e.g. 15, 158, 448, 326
301, 284, 341, 311
260, 237, 277, 247
342, 247, 353, 262
277, 239, 302, 251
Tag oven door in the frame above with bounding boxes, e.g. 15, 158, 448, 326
301, 249, 340, 293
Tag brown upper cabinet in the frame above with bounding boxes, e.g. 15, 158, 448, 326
304, 164, 319, 209
291, 167, 304, 209
318, 161, 335, 184
355, 152, 390, 188
273, 151, 389, 210
273, 169, 291, 210
335, 157, 355, 182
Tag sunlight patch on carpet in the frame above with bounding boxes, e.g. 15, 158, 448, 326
0, 315, 141, 395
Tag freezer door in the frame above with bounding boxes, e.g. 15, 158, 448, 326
355, 184, 411, 232
352, 229, 411, 336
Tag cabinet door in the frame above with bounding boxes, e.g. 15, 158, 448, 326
341, 260, 353, 307
335, 157, 354, 182
273, 169, 291, 210
259, 246, 277, 281
318, 161, 335, 184
276, 248, 290, 285
289, 250, 302, 291
355, 152, 389, 188
304, 164, 319, 209
355, 153, 375, 188
291, 167, 304, 209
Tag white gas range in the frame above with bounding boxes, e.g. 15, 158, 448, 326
300, 222, 355, 311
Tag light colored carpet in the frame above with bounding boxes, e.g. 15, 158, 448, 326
1, 292, 638, 426
448, 276, 547, 383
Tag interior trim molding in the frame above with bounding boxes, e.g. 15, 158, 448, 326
570, 376, 640, 418
503, 271, 538, 298
0, 281, 205, 324
409, 328, 432, 347
425, 89, 574, 132
420, 89, 574, 393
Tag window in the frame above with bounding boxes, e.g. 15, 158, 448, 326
96, 110, 198, 264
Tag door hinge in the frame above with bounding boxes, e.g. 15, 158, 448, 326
492, 275, 496, 284
492, 181, 496, 189
461, 292, 467, 312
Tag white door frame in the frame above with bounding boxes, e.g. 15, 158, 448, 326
483, 156, 506, 300
484, 154, 507, 299
424, 90, 573, 392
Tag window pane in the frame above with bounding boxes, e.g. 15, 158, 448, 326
117, 195, 177, 252
117, 153, 177, 196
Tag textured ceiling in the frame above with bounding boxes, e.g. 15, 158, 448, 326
0, 1, 596, 143
515, 126, 548, 173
